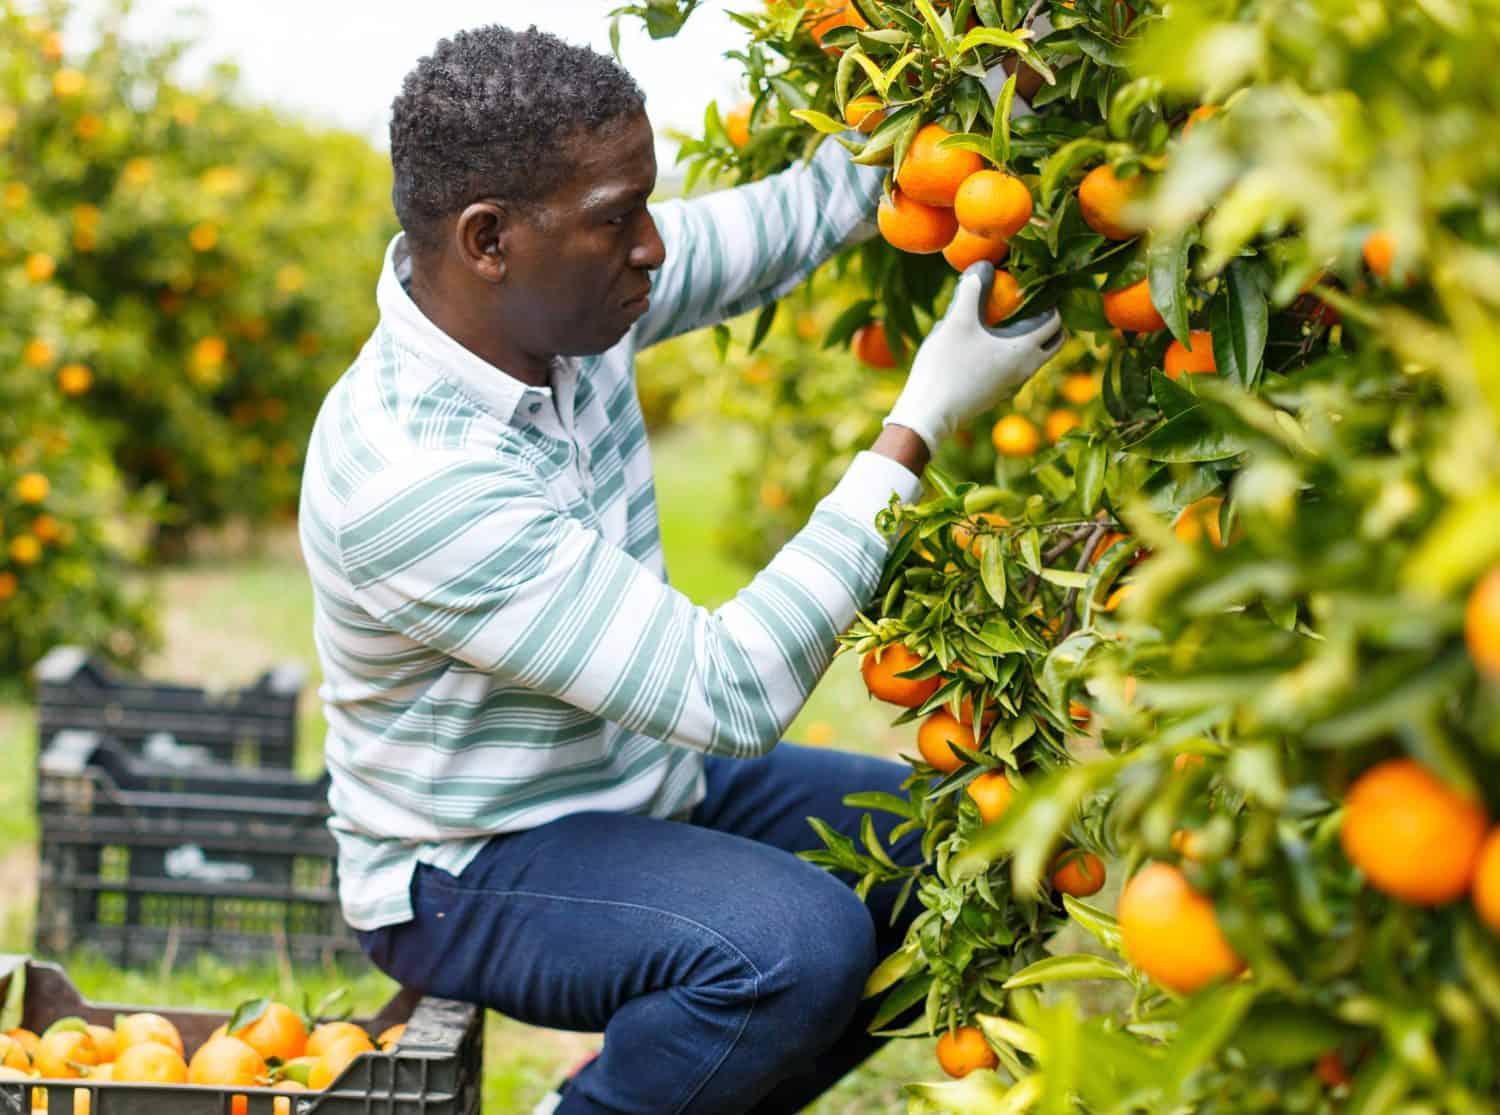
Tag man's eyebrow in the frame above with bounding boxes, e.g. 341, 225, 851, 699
582, 183, 653, 213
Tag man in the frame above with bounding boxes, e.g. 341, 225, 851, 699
299, 24, 1061, 1115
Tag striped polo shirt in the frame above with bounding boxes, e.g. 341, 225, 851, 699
298, 138, 923, 931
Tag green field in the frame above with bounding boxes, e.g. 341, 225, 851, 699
0, 423, 933, 1113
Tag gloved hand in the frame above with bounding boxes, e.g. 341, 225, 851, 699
883, 262, 1064, 454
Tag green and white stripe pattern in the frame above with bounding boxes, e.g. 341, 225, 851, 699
299, 138, 921, 931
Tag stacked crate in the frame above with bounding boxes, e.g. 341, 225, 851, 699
32, 648, 362, 968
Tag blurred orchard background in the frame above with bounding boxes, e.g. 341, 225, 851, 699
0, 0, 931, 1109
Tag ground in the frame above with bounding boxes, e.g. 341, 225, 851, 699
0, 424, 936, 1113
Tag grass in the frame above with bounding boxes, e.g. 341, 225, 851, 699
0, 421, 932, 1113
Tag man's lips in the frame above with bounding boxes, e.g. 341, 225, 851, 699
623, 285, 652, 311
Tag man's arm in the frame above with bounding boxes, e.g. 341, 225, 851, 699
631, 135, 884, 350
338, 450, 921, 760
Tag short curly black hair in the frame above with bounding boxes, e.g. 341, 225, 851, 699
389, 25, 646, 256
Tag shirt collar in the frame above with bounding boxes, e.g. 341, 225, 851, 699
375, 232, 575, 423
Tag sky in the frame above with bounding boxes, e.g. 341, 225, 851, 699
65, 0, 751, 162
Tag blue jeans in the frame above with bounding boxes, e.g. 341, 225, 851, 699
356, 743, 926, 1114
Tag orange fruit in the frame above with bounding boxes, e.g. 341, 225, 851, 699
861, 644, 941, 707
1118, 863, 1244, 993
1171, 828, 1206, 861
1173, 753, 1206, 773
917, 709, 975, 773
0, 1034, 29, 1071
844, 95, 885, 133
35, 1030, 100, 1079
9, 535, 41, 566
942, 226, 1009, 272
15, 472, 49, 504
88, 1062, 114, 1082
982, 271, 1023, 325
935, 1026, 997, 1078
307, 1036, 370, 1091
878, 188, 959, 254
759, 480, 788, 509
115, 1041, 189, 1084
1464, 566, 1500, 681
1173, 496, 1227, 547
1060, 372, 1098, 405
189, 1035, 266, 1087
950, 511, 1008, 556
1471, 827, 1500, 933
1089, 532, 1130, 565
991, 414, 1040, 457
6, 1030, 39, 1057
1069, 701, 1091, 727
1340, 758, 1488, 905
1163, 331, 1217, 379
115, 1013, 184, 1057
806, 1, 867, 51
25, 253, 56, 283
0, 572, 21, 601
1181, 105, 1219, 136
1044, 408, 1081, 443
1051, 850, 1106, 897
1078, 165, 1141, 241
84, 1025, 115, 1063
724, 102, 751, 149
896, 124, 983, 207
966, 771, 1014, 823
22, 339, 55, 368
953, 170, 1033, 239
229, 1002, 307, 1064
1362, 230, 1402, 282
57, 363, 92, 395
1315, 1050, 1351, 1089
1102, 278, 1166, 333
376, 1024, 406, 1050
851, 321, 898, 369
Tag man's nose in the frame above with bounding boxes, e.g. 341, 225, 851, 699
630, 210, 666, 271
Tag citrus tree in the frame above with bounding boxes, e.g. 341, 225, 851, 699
623, 0, 1500, 1108
3, 0, 394, 552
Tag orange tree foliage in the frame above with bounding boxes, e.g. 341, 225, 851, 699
623, 0, 1500, 1108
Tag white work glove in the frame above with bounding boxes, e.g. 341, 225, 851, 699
883, 262, 1064, 454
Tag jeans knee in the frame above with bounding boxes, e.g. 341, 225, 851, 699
761, 876, 878, 1051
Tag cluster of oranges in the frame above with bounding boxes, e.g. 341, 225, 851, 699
862, 644, 1108, 874
875, 123, 1032, 326
0, 1002, 405, 1108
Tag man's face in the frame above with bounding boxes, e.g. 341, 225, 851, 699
502, 110, 665, 357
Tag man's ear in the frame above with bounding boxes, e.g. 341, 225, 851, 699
454, 200, 511, 283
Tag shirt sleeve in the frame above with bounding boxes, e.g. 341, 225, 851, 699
631, 135, 887, 350
337, 450, 922, 759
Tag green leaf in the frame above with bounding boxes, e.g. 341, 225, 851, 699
747, 300, 778, 353
992, 71, 1017, 167
1148, 227, 1193, 346
790, 108, 850, 136
843, 790, 917, 818
227, 996, 272, 1037
0, 963, 23, 1033
979, 535, 1007, 607
1231, 1004, 1351, 1067
864, 948, 918, 998
1160, 984, 1258, 1097
1076, 439, 1107, 514
1039, 568, 1091, 588
869, 971, 934, 1032
1064, 895, 1123, 954
1107, 76, 1162, 141
1211, 259, 1269, 387
1003, 954, 1130, 988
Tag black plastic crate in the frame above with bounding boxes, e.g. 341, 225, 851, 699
34, 647, 305, 770
35, 732, 360, 968
0, 954, 482, 1115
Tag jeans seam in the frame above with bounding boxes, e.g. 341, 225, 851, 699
423, 878, 761, 1114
